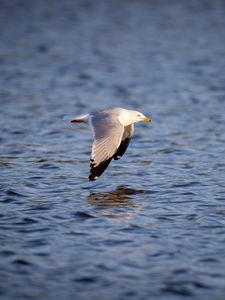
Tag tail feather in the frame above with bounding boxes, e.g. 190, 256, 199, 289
70, 114, 89, 123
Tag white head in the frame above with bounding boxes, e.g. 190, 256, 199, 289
117, 108, 152, 126
129, 110, 152, 124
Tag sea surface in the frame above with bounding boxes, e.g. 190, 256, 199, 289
1, 0, 225, 299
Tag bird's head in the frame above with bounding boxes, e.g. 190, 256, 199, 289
133, 111, 152, 123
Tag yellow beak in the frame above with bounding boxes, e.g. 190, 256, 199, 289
143, 117, 152, 122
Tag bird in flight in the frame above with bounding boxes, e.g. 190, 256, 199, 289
70, 107, 152, 181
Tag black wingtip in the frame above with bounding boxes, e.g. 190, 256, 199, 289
113, 137, 130, 160
89, 158, 112, 181
88, 175, 97, 181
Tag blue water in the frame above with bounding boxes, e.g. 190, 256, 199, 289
1, 0, 225, 299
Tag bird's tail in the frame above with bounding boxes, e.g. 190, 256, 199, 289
64, 114, 89, 123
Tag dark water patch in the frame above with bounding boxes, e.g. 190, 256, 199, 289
1, 197, 17, 203
177, 191, 197, 196
75, 276, 98, 283
12, 259, 32, 266
15, 217, 39, 225
6, 189, 28, 198
104, 239, 132, 246
0, 287, 7, 297
38, 163, 59, 169
4, 187, 33, 202
37, 44, 48, 53
156, 215, 180, 222
25, 238, 47, 248
121, 224, 143, 232
15, 226, 50, 234
0, 249, 15, 257
67, 230, 90, 236
171, 181, 202, 188
0, 160, 15, 168
72, 211, 95, 220
162, 277, 212, 297
143, 189, 161, 195
198, 257, 219, 263
44, 130, 61, 136
172, 268, 189, 275
155, 147, 177, 154
112, 85, 130, 97
36, 159, 49, 163
123, 290, 137, 297
35, 252, 49, 257
78, 72, 92, 80
216, 197, 225, 201
191, 281, 211, 289
161, 281, 194, 296
11, 130, 25, 135
185, 214, 198, 221
7, 149, 25, 155
25, 204, 54, 211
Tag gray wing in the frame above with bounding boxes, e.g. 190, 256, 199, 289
113, 124, 134, 160
89, 112, 125, 181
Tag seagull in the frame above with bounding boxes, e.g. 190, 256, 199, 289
70, 107, 152, 181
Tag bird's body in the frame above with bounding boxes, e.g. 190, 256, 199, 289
71, 107, 152, 181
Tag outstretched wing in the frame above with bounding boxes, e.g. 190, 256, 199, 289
113, 124, 134, 160
89, 112, 124, 181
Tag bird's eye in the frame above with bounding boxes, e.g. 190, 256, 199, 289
137, 114, 141, 117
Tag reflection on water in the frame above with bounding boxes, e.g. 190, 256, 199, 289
87, 185, 145, 208
86, 186, 146, 220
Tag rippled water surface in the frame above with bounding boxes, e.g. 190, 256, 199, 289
1, 0, 225, 299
